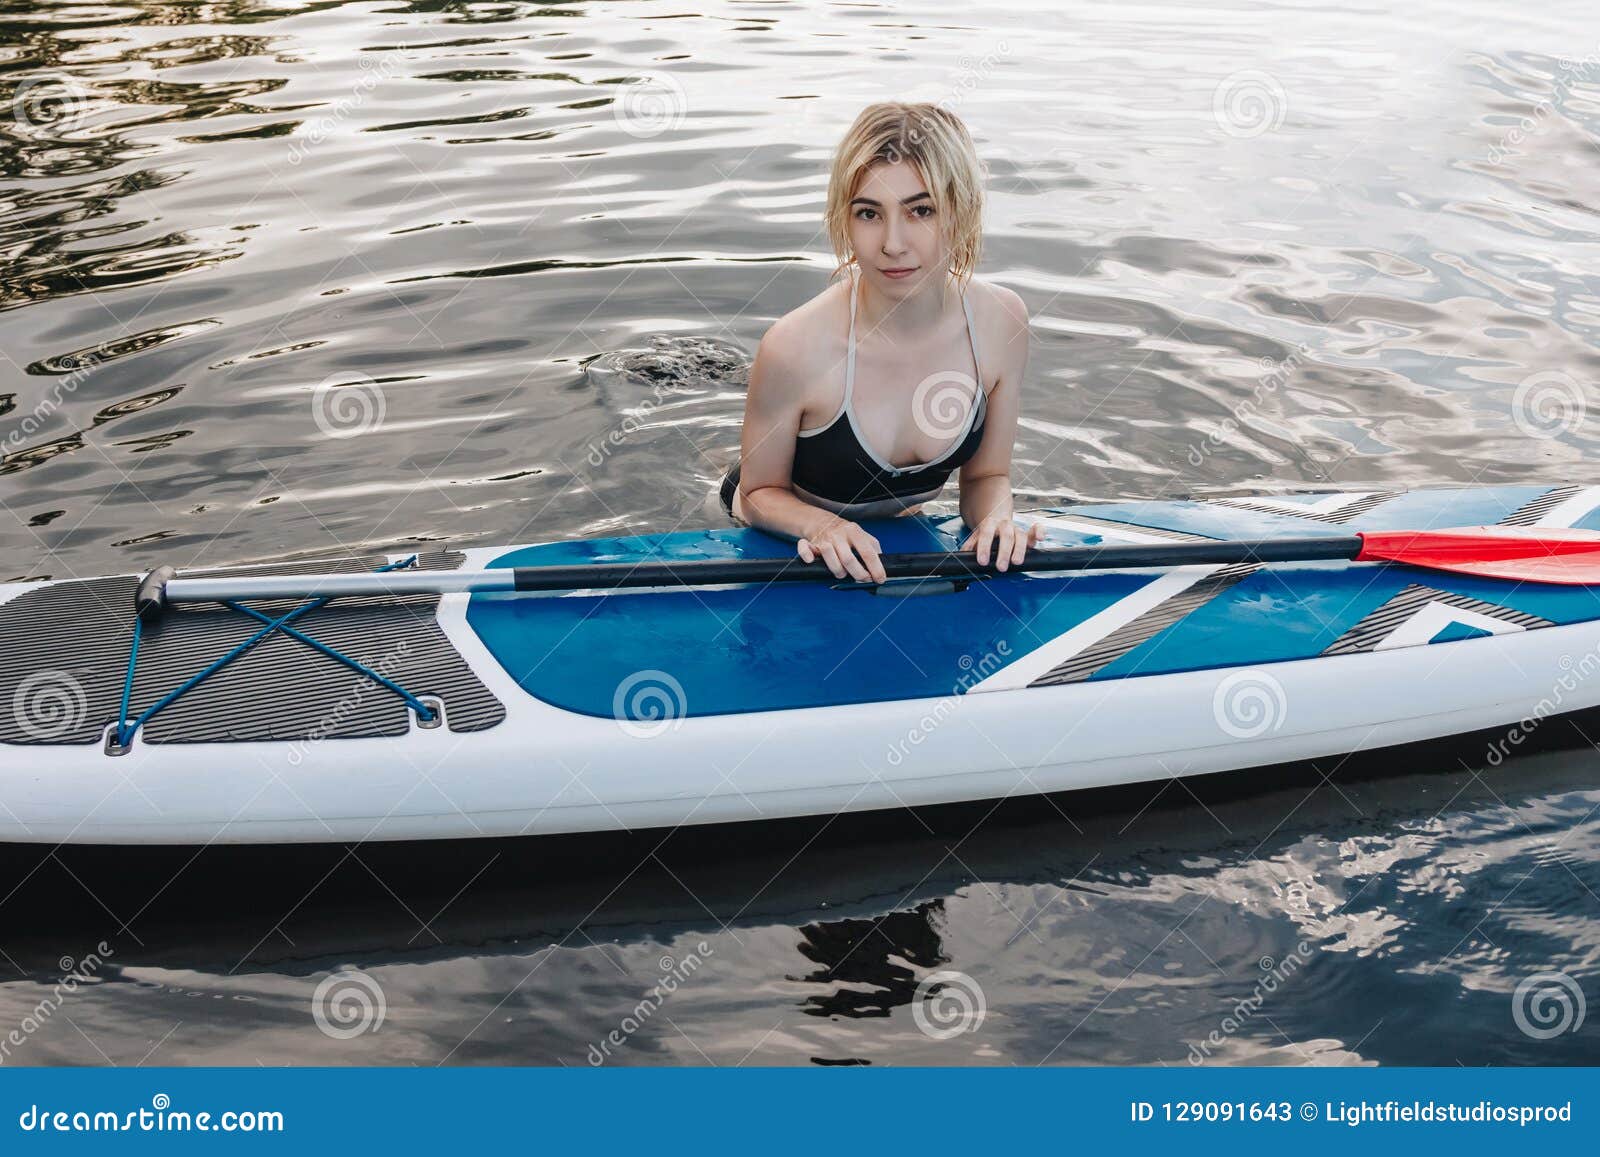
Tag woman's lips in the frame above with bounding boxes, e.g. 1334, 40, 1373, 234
882, 267, 917, 279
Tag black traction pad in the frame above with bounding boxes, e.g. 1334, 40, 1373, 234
0, 551, 505, 746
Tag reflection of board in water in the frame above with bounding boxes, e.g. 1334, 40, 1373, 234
0, 717, 1597, 1065
792, 901, 950, 1020
1, 704, 1595, 964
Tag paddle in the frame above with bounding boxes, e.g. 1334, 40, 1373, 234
131, 524, 1600, 621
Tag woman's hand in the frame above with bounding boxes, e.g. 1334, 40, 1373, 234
961, 516, 1045, 572
798, 516, 886, 583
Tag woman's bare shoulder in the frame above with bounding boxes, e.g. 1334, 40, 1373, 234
965, 274, 1029, 340
754, 274, 852, 391
962, 275, 1029, 388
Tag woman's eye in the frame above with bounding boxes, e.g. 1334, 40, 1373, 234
913, 205, 934, 218
855, 208, 877, 221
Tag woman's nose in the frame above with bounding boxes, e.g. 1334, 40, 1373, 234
882, 217, 907, 253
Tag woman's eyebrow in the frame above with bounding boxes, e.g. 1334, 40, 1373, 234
850, 191, 933, 207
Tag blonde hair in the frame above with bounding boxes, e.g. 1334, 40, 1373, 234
825, 102, 985, 291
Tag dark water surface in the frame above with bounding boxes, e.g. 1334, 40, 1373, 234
1, 0, 1598, 1065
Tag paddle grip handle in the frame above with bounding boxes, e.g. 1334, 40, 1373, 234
135, 565, 177, 622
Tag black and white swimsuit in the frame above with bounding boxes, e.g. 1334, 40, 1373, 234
721, 266, 989, 520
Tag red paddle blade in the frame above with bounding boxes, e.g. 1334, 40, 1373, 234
1356, 525, 1600, 584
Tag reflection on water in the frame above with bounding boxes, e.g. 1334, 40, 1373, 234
792, 901, 949, 1021
3, 0, 1599, 578
0, 0, 1598, 1065
1, 723, 1596, 1066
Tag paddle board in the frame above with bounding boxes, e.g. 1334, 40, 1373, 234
2, 482, 1598, 844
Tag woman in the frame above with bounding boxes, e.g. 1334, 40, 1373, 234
720, 101, 1042, 583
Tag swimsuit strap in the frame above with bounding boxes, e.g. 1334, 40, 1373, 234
959, 283, 983, 392
844, 270, 979, 404
843, 264, 859, 406
843, 267, 983, 424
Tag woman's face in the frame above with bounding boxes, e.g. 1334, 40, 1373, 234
846, 158, 948, 294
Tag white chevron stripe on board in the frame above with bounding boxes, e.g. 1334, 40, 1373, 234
1211, 492, 1378, 516
1531, 486, 1600, 529
1016, 514, 1197, 545
965, 564, 1227, 694
1372, 603, 1527, 652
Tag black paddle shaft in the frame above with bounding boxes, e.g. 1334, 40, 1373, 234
137, 535, 1367, 620
506, 535, 1365, 592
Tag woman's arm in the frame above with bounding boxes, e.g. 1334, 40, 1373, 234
735, 324, 888, 583
958, 285, 1042, 570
